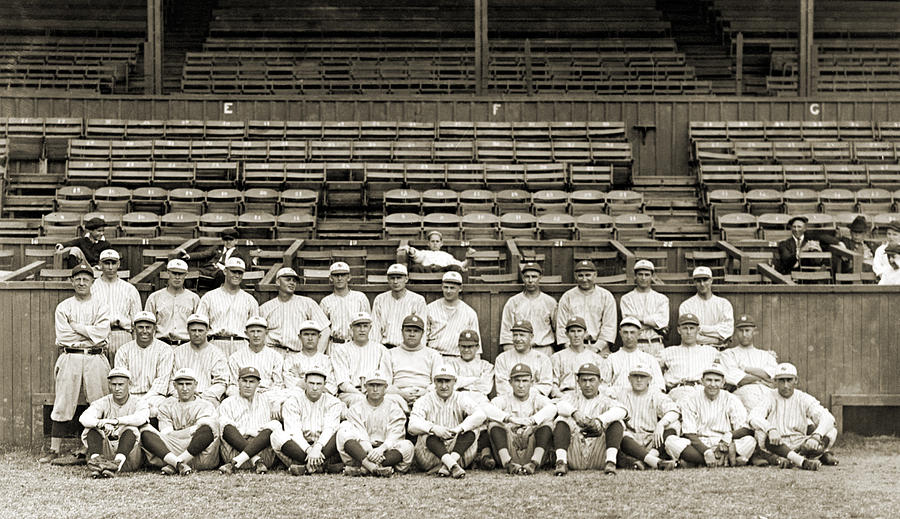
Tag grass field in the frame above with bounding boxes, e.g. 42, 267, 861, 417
1, 436, 897, 519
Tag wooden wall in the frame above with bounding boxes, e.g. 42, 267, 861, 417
1, 282, 898, 447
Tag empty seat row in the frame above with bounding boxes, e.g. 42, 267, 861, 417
690, 121, 900, 141
698, 163, 900, 190
694, 140, 900, 165
707, 187, 900, 223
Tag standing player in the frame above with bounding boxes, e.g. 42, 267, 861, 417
613, 363, 680, 471
556, 260, 617, 355
226, 316, 284, 397
113, 311, 174, 417
552, 363, 627, 476
260, 267, 330, 355
719, 314, 777, 411
494, 320, 553, 397
749, 362, 839, 469
55, 216, 112, 268
483, 364, 557, 475
550, 317, 605, 398
408, 365, 487, 478
282, 320, 336, 395
144, 258, 199, 346
331, 312, 390, 406
370, 263, 426, 349
659, 313, 719, 402
678, 267, 734, 348
319, 261, 371, 348
140, 367, 220, 475
217, 367, 281, 474
601, 317, 665, 392
80, 368, 148, 478
619, 260, 669, 358
385, 314, 443, 409
197, 257, 259, 358
337, 371, 415, 476
42, 263, 111, 464
171, 314, 228, 404
425, 271, 480, 357
499, 262, 557, 355
91, 249, 141, 361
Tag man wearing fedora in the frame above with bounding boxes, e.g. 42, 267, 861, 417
775, 215, 840, 275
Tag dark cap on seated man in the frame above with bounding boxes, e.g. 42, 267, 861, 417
84, 217, 106, 230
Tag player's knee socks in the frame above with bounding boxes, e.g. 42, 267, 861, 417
322, 433, 339, 458
280, 440, 308, 463
452, 431, 476, 457
488, 426, 508, 451
764, 440, 793, 458
186, 425, 214, 456
425, 435, 449, 457
50, 421, 67, 441
243, 428, 273, 458
116, 429, 137, 457
679, 445, 706, 465
620, 436, 649, 460
382, 449, 403, 467
342, 439, 368, 463
140, 430, 172, 459
605, 421, 624, 448
477, 430, 491, 452
663, 428, 677, 440
222, 424, 248, 451
553, 422, 571, 450
85, 428, 105, 456
732, 427, 754, 439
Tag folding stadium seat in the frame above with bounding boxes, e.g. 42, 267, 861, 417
877, 122, 900, 141
120, 212, 159, 237
206, 188, 243, 214
160, 212, 199, 239
856, 188, 894, 216
575, 213, 614, 240
438, 122, 476, 140
757, 213, 792, 241
499, 212, 537, 239
421, 189, 459, 215
804, 213, 836, 231
434, 141, 475, 162
495, 189, 531, 215
514, 141, 553, 163
152, 140, 191, 161
811, 141, 852, 163
247, 120, 287, 139
243, 188, 279, 214
784, 165, 827, 190
853, 142, 896, 164
765, 121, 803, 141
485, 164, 527, 187
867, 165, 900, 190
165, 120, 205, 140
461, 212, 500, 240
322, 122, 360, 140
243, 163, 285, 190
706, 189, 745, 227
819, 188, 856, 214
511, 122, 551, 141
445, 164, 484, 191
111, 140, 153, 161
384, 188, 421, 215
733, 141, 774, 164
423, 213, 462, 240
383, 213, 422, 239
205, 121, 246, 140
783, 188, 820, 214
392, 141, 433, 162
549, 122, 590, 140
93, 186, 131, 215
268, 141, 308, 162
570, 165, 613, 189
110, 161, 153, 187
86, 119, 128, 139
68, 139, 111, 161
551, 141, 592, 163
537, 213, 576, 240
396, 122, 435, 140
473, 122, 512, 140
285, 163, 326, 190
746, 189, 784, 216
309, 141, 352, 162
352, 141, 392, 162
190, 140, 229, 161
230, 141, 269, 162
525, 163, 566, 191
693, 141, 735, 164
194, 162, 237, 189
238, 212, 276, 239
717, 213, 758, 241
531, 190, 568, 216
698, 165, 742, 190
773, 141, 813, 164
198, 213, 237, 237
606, 190, 643, 216
276, 213, 316, 239
280, 189, 318, 217
131, 187, 168, 214
825, 164, 869, 190
65, 160, 110, 187
459, 189, 495, 215
41, 212, 82, 238
475, 140, 515, 163
55, 186, 93, 213
167, 188, 205, 215
360, 121, 398, 140
742, 165, 786, 190
125, 120, 165, 139
614, 213, 653, 241
283, 122, 322, 140
726, 122, 765, 140
569, 190, 605, 216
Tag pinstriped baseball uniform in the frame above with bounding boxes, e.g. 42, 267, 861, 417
158, 396, 218, 434
619, 289, 669, 343
749, 389, 836, 451
114, 339, 174, 400
218, 392, 276, 436
408, 391, 488, 470
197, 288, 259, 338
660, 344, 719, 389
602, 348, 665, 392
370, 290, 426, 346
679, 390, 747, 443
678, 295, 734, 346
282, 351, 336, 395
499, 292, 558, 347
331, 340, 389, 392
425, 299, 481, 356
281, 392, 344, 447
336, 397, 414, 472
91, 276, 141, 358
145, 288, 200, 342
551, 348, 606, 394
719, 345, 778, 410
227, 345, 285, 394
172, 342, 228, 402
259, 295, 330, 353
146, 396, 220, 470
385, 345, 443, 392
320, 290, 371, 343
446, 357, 494, 400
555, 390, 628, 470
79, 394, 149, 471
485, 392, 557, 426
613, 386, 679, 447
556, 286, 617, 347
494, 349, 553, 397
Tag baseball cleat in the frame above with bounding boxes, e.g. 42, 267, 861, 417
436, 465, 451, 477
341, 466, 364, 477
776, 457, 793, 469
160, 465, 177, 476
519, 462, 537, 475
373, 466, 394, 478
96, 458, 121, 473
820, 452, 839, 466
450, 463, 466, 479
100, 469, 116, 478
657, 460, 677, 471
325, 462, 346, 474
604, 462, 617, 475
478, 454, 496, 471
51, 453, 85, 466
86, 456, 103, 472
290, 464, 309, 476
254, 461, 268, 474
632, 460, 646, 471
554, 460, 568, 476
218, 462, 235, 475
39, 451, 60, 464
506, 462, 522, 475
800, 459, 821, 471
90, 470, 102, 479
178, 462, 193, 476
749, 453, 770, 467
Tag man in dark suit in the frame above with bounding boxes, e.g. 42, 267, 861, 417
55, 217, 114, 269
775, 216, 840, 275
179, 228, 251, 287
836, 216, 873, 274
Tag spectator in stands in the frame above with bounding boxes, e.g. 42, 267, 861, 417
260, 267, 331, 355
144, 259, 200, 346
371, 263, 426, 349
499, 262, 558, 355
873, 221, 900, 285
556, 260, 617, 356
180, 228, 251, 287
678, 267, 733, 348
398, 230, 471, 272
775, 216, 840, 275
55, 217, 113, 269
91, 249, 140, 362
319, 262, 371, 348
837, 216, 873, 274
876, 243, 900, 285
619, 259, 668, 357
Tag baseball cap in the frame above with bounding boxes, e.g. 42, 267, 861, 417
619, 316, 642, 329
364, 370, 389, 385
186, 313, 209, 327
677, 313, 700, 326
329, 261, 350, 275
629, 363, 652, 377
510, 319, 533, 333
84, 217, 106, 230
221, 228, 239, 239
773, 362, 798, 380
691, 266, 713, 279
172, 367, 198, 382
735, 314, 756, 328
107, 367, 131, 381
70, 263, 94, 278
509, 363, 532, 379
386, 263, 408, 276
442, 271, 463, 284
99, 249, 120, 262
886, 220, 900, 233
304, 365, 329, 379
276, 266, 299, 279
132, 310, 157, 325
298, 320, 321, 334
565, 316, 587, 331
166, 258, 188, 273
634, 259, 655, 272
458, 329, 479, 346
432, 364, 457, 381
402, 314, 425, 330
224, 257, 246, 271
238, 366, 261, 380
426, 230, 443, 240
702, 362, 726, 378
576, 363, 602, 377
350, 312, 372, 326
520, 262, 542, 274
245, 316, 268, 329
574, 260, 596, 272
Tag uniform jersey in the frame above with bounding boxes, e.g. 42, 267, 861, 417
556, 390, 628, 423
370, 289, 426, 347
719, 345, 778, 387
145, 288, 200, 342
499, 291, 558, 347
678, 295, 734, 345
619, 288, 669, 342
342, 397, 407, 446
679, 390, 747, 443
197, 287, 259, 338
218, 392, 275, 436
259, 295, 330, 352
408, 391, 485, 433
425, 299, 480, 356
282, 351, 336, 395
91, 277, 140, 332
614, 387, 678, 444
552, 348, 606, 393
114, 339, 174, 397
749, 389, 835, 446
157, 396, 217, 434
172, 342, 228, 401
494, 348, 553, 397
55, 296, 111, 346
331, 340, 389, 391
602, 348, 665, 391
556, 286, 617, 347
281, 392, 344, 445
80, 394, 150, 428
227, 345, 285, 393
385, 345, 442, 391
659, 344, 719, 388
319, 290, 371, 343
485, 392, 557, 425
447, 357, 494, 399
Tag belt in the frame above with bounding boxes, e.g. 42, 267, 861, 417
638, 338, 663, 343
383, 343, 398, 349
535, 343, 556, 349
330, 336, 346, 344
157, 337, 182, 346
209, 334, 244, 341
65, 347, 104, 355
110, 326, 128, 332
671, 381, 700, 390
267, 342, 298, 353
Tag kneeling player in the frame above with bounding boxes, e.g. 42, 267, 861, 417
218, 367, 281, 474
483, 363, 556, 475
614, 363, 679, 471
337, 371, 414, 477
408, 365, 487, 478
552, 363, 627, 476
749, 362, 839, 470
140, 368, 220, 475
80, 368, 149, 478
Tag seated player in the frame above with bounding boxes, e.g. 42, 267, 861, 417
140, 368, 220, 475
217, 367, 281, 474
447, 330, 496, 469
664, 363, 755, 468
719, 314, 777, 411
226, 316, 285, 398
613, 363, 680, 471
494, 320, 553, 397
408, 365, 487, 478
336, 371, 415, 477
80, 368, 149, 478
483, 364, 557, 475
331, 312, 389, 406
552, 363, 627, 476
113, 310, 174, 417
660, 313, 719, 403
385, 314, 443, 410
749, 362, 839, 470
282, 320, 337, 396
271, 368, 346, 476
550, 317, 605, 398
601, 317, 665, 392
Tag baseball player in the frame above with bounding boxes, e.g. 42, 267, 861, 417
336, 370, 415, 477
332, 312, 390, 406
197, 256, 259, 358
282, 320, 337, 395
719, 314, 778, 411
408, 365, 487, 478
483, 363, 557, 475
399, 230, 470, 271
618, 259, 669, 358
80, 368, 148, 478
678, 267, 734, 348
113, 310, 174, 417
319, 261, 371, 347
425, 270, 481, 357
384, 314, 443, 409
601, 317, 665, 392
613, 363, 680, 471
218, 366, 281, 474
226, 316, 284, 398
499, 262, 558, 355
659, 313, 720, 402
494, 320, 554, 397
55, 216, 113, 268
552, 362, 627, 476
447, 330, 494, 402
42, 263, 111, 465
91, 248, 141, 361
171, 314, 228, 404
144, 258, 200, 346
271, 368, 346, 475
749, 362, 839, 469
259, 267, 330, 355
873, 221, 900, 284
550, 317, 605, 398
664, 363, 755, 467
140, 367, 220, 475
556, 260, 617, 355
178, 227, 251, 288
370, 263, 427, 349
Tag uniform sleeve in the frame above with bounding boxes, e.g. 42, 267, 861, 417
386, 401, 408, 443
679, 399, 699, 436
649, 294, 669, 330
369, 299, 384, 345
596, 395, 628, 424
471, 360, 495, 396
323, 357, 338, 396
119, 398, 150, 427
533, 354, 554, 397
531, 395, 558, 425
226, 354, 240, 397
407, 397, 434, 435
144, 292, 157, 314
343, 402, 366, 431
216, 398, 237, 429
649, 356, 666, 392
718, 349, 745, 386
702, 298, 734, 342
493, 355, 511, 397
56, 300, 112, 346
269, 353, 284, 390
555, 293, 572, 347
79, 399, 106, 428
748, 393, 775, 433
205, 353, 228, 402
124, 285, 142, 331
196, 295, 211, 323
466, 308, 482, 352
481, 399, 509, 423
459, 394, 487, 432
157, 400, 175, 434
597, 291, 618, 345
316, 398, 344, 448
802, 393, 836, 436
499, 298, 515, 345
727, 394, 748, 431
150, 348, 174, 397
282, 357, 301, 390
656, 392, 679, 419
556, 395, 577, 418
281, 396, 311, 450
